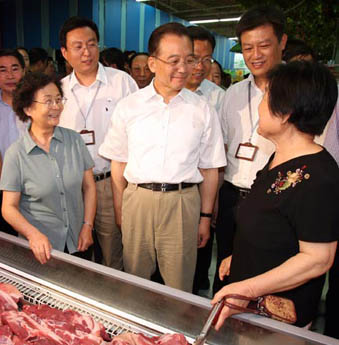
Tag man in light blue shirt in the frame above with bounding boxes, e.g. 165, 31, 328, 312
0, 49, 25, 236
0, 91, 19, 160
0, 49, 26, 159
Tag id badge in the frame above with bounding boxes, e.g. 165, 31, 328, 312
80, 129, 95, 145
235, 142, 258, 161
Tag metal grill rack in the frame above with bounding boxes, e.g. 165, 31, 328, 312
0, 268, 161, 339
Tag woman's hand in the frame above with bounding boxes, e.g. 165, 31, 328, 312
77, 225, 93, 252
211, 281, 256, 331
219, 255, 232, 281
27, 230, 52, 264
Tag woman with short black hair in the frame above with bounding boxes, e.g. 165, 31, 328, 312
212, 61, 339, 329
0, 72, 96, 264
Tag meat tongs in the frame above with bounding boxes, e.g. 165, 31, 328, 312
193, 299, 224, 345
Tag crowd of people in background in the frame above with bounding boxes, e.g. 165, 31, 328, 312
6, 39, 235, 92
0, 4, 338, 340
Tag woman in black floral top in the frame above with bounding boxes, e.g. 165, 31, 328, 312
212, 61, 339, 329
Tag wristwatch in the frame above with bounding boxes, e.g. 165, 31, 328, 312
200, 212, 212, 218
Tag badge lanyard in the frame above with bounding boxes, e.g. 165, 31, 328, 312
235, 81, 259, 161
72, 81, 101, 129
247, 81, 259, 144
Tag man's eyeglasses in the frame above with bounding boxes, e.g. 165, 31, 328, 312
195, 57, 215, 66
152, 55, 197, 67
68, 42, 99, 54
33, 97, 67, 108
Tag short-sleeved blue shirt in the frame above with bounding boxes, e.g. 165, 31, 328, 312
0, 91, 19, 159
0, 126, 94, 253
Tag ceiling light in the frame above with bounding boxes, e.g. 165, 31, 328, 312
190, 19, 219, 24
228, 37, 238, 40
220, 17, 241, 22
190, 17, 240, 24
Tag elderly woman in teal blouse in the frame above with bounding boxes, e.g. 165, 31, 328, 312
0, 72, 96, 264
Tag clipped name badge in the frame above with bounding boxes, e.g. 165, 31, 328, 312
80, 129, 95, 145
235, 142, 258, 161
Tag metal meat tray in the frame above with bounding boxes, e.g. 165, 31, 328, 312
0, 267, 160, 339
1, 233, 337, 345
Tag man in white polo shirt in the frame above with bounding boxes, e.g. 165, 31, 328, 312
100, 23, 226, 292
58, 17, 138, 269
214, 6, 287, 293
184, 26, 226, 293
185, 26, 225, 116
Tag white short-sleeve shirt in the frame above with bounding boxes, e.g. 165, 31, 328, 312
59, 63, 138, 174
220, 74, 275, 189
194, 78, 225, 120
99, 81, 226, 184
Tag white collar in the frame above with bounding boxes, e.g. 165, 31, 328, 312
68, 62, 107, 89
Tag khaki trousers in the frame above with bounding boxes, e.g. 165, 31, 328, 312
95, 177, 123, 270
122, 183, 200, 292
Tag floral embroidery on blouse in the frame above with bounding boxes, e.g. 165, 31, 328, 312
267, 165, 310, 194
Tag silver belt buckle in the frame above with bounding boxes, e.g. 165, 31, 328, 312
161, 183, 166, 192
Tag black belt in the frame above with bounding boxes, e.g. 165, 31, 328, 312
224, 181, 250, 199
138, 182, 196, 192
94, 171, 111, 182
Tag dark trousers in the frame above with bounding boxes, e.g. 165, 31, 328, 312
324, 248, 339, 339
64, 244, 93, 261
192, 226, 215, 294
0, 191, 17, 237
213, 181, 244, 294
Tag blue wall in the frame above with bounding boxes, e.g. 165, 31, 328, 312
0, 1, 17, 49
104, 0, 122, 49
0, 0, 235, 69
49, 0, 70, 48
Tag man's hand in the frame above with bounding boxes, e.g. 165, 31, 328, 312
111, 161, 127, 228
219, 255, 232, 281
198, 168, 218, 244
197, 217, 210, 248
77, 225, 94, 252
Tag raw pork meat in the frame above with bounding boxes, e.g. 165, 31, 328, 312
110, 333, 188, 345
0, 284, 22, 313
23, 304, 110, 344
1, 310, 66, 344
0, 324, 13, 344
0, 283, 189, 345
0, 284, 22, 303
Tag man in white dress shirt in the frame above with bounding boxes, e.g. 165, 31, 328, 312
183, 26, 226, 293
58, 17, 138, 269
99, 23, 226, 292
214, 6, 287, 293
185, 26, 225, 116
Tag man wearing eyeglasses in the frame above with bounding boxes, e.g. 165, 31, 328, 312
58, 17, 138, 269
184, 26, 226, 295
185, 26, 225, 116
99, 23, 226, 292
